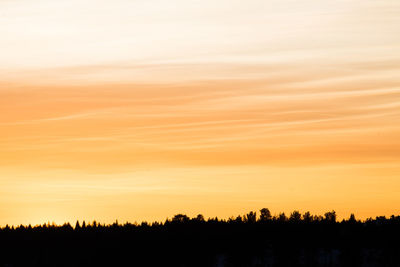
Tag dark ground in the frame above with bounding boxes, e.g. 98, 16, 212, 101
1, 211, 400, 267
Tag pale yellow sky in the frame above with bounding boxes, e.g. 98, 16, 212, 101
0, 0, 400, 226
1, 0, 399, 83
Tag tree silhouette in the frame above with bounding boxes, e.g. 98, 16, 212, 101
324, 210, 337, 223
234, 215, 243, 223
244, 211, 257, 223
289, 210, 301, 222
277, 212, 287, 222
1, 209, 400, 267
303, 211, 312, 223
172, 214, 190, 223
259, 208, 272, 221
194, 214, 205, 222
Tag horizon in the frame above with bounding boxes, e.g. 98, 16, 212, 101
1, 0, 400, 226
0, 208, 396, 228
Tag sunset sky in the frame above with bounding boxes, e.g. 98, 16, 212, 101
1, 0, 400, 226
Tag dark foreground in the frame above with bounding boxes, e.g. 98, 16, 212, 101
1, 211, 400, 267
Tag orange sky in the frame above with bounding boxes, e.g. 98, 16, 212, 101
1, 0, 400, 226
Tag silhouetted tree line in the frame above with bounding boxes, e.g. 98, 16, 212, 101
1, 209, 400, 267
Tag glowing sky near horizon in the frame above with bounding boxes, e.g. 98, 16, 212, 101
0, 0, 400, 225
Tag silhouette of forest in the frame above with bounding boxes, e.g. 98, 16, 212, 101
1, 209, 400, 267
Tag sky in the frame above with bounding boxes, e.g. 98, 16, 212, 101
0, 0, 400, 226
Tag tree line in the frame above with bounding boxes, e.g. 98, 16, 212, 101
1, 208, 395, 230
1, 209, 400, 267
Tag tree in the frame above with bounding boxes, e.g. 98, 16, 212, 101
75, 221, 81, 230
152, 221, 161, 227
277, 212, 287, 222
194, 214, 205, 222
324, 210, 337, 223
349, 213, 356, 223
303, 211, 313, 223
62, 222, 73, 231
259, 208, 272, 222
172, 214, 190, 223
244, 211, 257, 223
289, 211, 302, 222
234, 215, 243, 223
